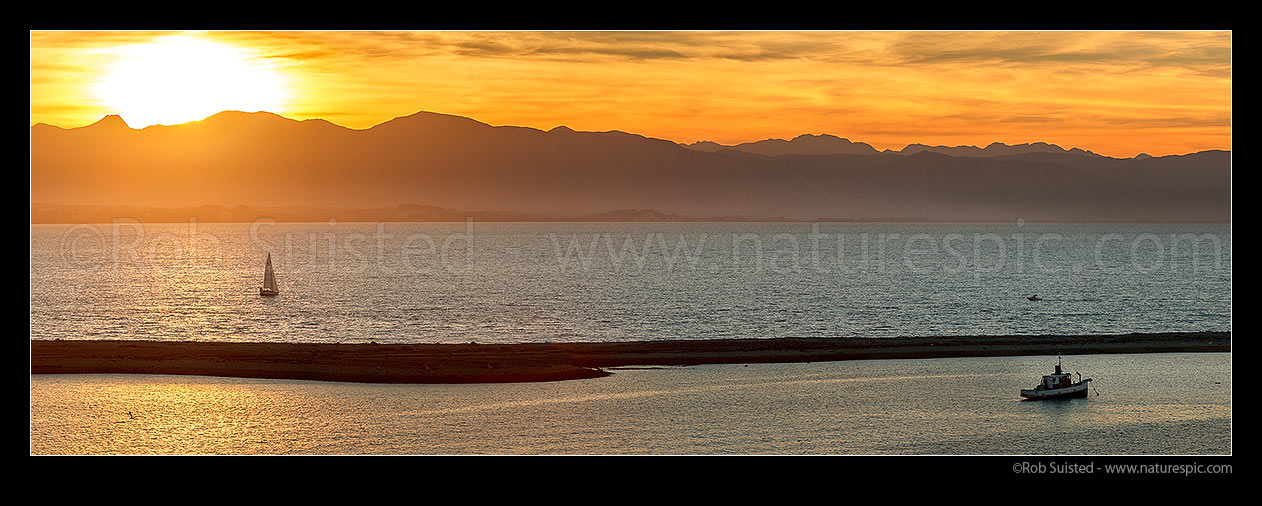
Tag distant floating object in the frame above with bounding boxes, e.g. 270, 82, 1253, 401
1027, 294, 1042, 301
260, 253, 279, 296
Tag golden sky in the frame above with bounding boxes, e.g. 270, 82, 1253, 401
30, 30, 1231, 157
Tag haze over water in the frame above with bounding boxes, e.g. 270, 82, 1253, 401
31, 222, 1231, 344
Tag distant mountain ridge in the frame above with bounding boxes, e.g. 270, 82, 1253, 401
683, 137, 1108, 159
893, 141, 1103, 158
681, 134, 879, 156
38, 112, 1177, 161
30, 110, 1231, 222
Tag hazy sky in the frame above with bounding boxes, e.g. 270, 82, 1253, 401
30, 30, 1231, 157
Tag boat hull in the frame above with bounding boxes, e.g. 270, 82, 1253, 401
260, 288, 279, 296
1021, 381, 1090, 400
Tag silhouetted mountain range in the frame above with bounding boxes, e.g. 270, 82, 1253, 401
30, 111, 1230, 222
892, 142, 1102, 158
682, 134, 879, 156
682, 137, 1103, 158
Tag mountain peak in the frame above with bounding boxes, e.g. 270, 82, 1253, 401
88, 114, 131, 130
371, 110, 494, 132
792, 133, 845, 142
201, 110, 292, 124
680, 140, 727, 152
297, 117, 353, 131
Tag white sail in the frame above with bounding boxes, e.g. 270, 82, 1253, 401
263, 253, 278, 293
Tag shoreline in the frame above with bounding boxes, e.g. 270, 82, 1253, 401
31, 332, 1229, 384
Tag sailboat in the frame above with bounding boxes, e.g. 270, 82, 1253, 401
260, 253, 279, 296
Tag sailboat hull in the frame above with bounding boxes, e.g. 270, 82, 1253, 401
260, 288, 279, 296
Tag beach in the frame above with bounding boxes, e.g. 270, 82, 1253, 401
30, 332, 1229, 384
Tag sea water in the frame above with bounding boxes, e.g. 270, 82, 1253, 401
29, 352, 1230, 455
30, 222, 1231, 343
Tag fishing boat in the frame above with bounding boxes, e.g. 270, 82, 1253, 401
259, 253, 279, 296
1020, 357, 1091, 400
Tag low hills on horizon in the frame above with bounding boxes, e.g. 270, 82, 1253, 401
30, 110, 1231, 223
679, 134, 1107, 159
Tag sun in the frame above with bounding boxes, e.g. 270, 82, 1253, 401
93, 35, 288, 128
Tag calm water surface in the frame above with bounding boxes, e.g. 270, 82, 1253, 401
30, 353, 1231, 455
30, 222, 1231, 343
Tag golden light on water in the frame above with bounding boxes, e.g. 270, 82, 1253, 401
92, 35, 289, 128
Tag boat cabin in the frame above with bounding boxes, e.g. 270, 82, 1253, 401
1035, 362, 1075, 390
